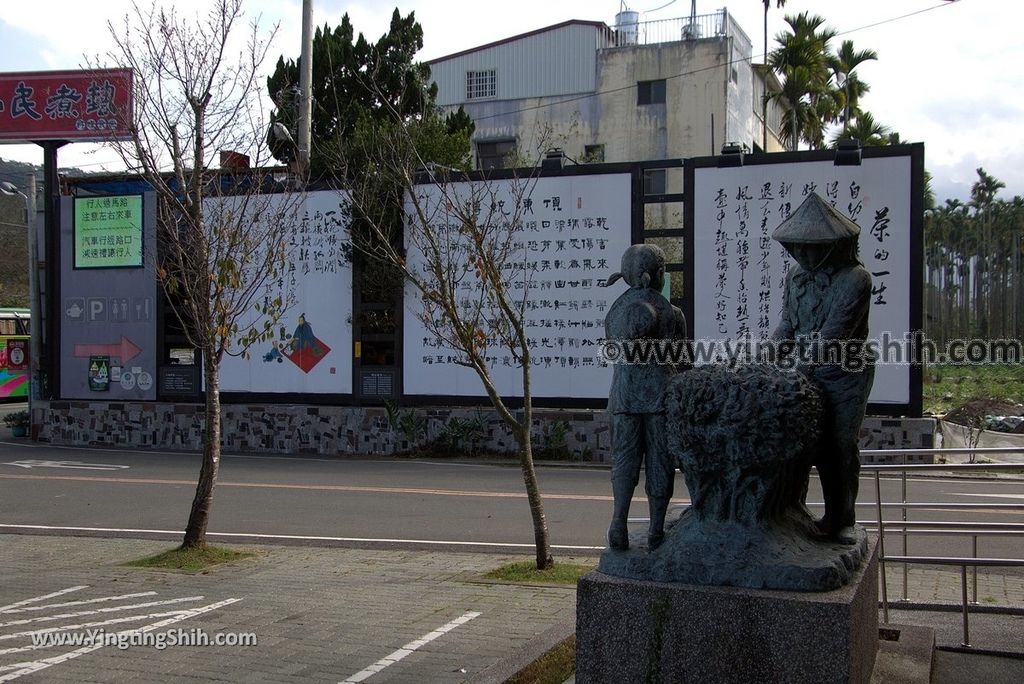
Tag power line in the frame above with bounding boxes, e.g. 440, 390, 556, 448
464, 1, 960, 125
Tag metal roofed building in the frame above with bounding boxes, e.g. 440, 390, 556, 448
427, 7, 787, 174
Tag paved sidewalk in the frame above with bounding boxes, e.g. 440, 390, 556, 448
0, 534, 1021, 683
0, 535, 579, 683
882, 565, 1024, 608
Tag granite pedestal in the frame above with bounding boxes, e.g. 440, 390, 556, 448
576, 538, 878, 683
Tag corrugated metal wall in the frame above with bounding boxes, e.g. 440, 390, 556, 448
430, 24, 605, 106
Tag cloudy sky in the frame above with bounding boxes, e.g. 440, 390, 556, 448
0, 0, 1015, 202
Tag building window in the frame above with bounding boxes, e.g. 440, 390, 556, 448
583, 144, 605, 163
466, 70, 496, 100
477, 139, 516, 170
643, 169, 666, 196
637, 79, 666, 105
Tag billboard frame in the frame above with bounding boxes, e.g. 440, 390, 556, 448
683, 144, 925, 417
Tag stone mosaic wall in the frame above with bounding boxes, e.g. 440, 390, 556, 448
33, 401, 610, 461
860, 416, 937, 464
33, 401, 931, 464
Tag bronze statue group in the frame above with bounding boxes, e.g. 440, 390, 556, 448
605, 193, 874, 551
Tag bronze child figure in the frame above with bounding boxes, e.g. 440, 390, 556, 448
604, 244, 689, 550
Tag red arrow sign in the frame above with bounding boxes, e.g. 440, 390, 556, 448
73, 336, 142, 364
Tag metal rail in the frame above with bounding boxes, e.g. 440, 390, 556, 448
864, 457, 1024, 649
862, 447, 1024, 459
653, 448, 1024, 648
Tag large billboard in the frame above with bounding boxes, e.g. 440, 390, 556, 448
218, 190, 354, 394
686, 145, 924, 414
0, 69, 133, 143
402, 173, 632, 400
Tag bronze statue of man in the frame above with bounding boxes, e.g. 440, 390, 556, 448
771, 193, 875, 543
604, 244, 689, 550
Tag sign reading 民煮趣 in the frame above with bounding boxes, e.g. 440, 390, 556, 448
0, 69, 133, 143
74, 195, 143, 269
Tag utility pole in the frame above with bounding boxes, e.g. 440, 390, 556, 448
762, 8, 768, 152
297, 0, 314, 182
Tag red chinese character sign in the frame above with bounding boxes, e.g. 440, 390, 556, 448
0, 69, 133, 143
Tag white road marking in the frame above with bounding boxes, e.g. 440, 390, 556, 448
0, 598, 241, 682
0, 524, 606, 551
0, 587, 86, 614
340, 611, 481, 683
0, 609, 197, 643
2, 460, 129, 471
0, 441, 525, 469
0, 596, 203, 629
0, 592, 157, 614
951, 492, 1024, 500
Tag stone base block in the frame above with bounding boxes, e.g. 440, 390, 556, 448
576, 539, 878, 683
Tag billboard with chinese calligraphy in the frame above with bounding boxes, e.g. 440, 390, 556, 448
686, 145, 924, 415
403, 173, 632, 400
74, 195, 143, 268
0, 69, 132, 143
218, 190, 353, 394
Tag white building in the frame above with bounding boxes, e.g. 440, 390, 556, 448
428, 8, 787, 180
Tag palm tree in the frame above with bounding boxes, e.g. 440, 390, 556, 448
970, 168, 1005, 338
831, 111, 890, 147
938, 199, 974, 339
925, 198, 970, 343
768, 12, 836, 150
774, 64, 818, 151
829, 40, 878, 136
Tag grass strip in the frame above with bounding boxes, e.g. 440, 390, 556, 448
484, 560, 594, 585
506, 635, 576, 684
123, 545, 256, 572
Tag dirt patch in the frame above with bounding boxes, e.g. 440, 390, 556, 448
944, 398, 1024, 429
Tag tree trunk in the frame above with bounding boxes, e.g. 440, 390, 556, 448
1011, 233, 1019, 339
516, 426, 553, 570
182, 351, 221, 548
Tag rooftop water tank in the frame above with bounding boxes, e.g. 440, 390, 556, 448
682, 22, 703, 40
615, 10, 639, 46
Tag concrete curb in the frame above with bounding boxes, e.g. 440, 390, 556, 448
470, 616, 575, 684
881, 600, 1024, 617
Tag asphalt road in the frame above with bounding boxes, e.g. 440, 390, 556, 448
0, 425, 1021, 560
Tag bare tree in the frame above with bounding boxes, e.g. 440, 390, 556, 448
342, 116, 554, 569
101, 0, 302, 548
